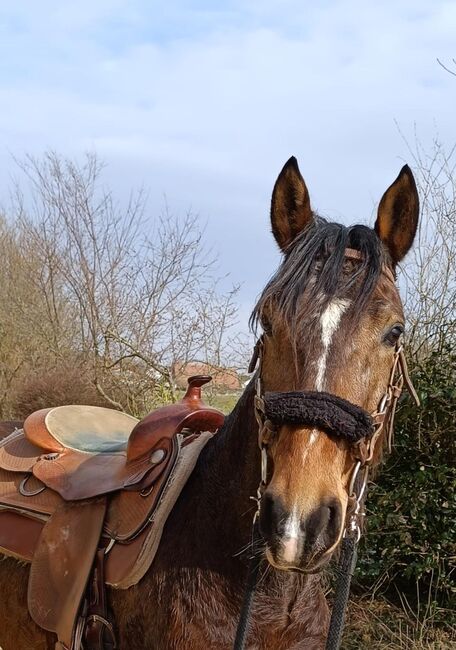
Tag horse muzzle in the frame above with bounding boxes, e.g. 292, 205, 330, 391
259, 490, 344, 572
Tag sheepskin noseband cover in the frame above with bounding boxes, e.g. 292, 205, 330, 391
263, 391, 374, 443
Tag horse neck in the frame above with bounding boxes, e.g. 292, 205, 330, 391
191, 379, 261, 555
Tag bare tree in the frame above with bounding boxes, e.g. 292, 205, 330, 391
5, 151, 244, 416
0, 216, 74, 416
398, 134, 456, 356
437, 58, 456, 77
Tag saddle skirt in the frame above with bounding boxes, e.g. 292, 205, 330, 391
0, 376, 224, 650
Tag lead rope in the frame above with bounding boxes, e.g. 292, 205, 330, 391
324, 536, 358, 650
325, 470, 366, 650
233, 339, 266, 650
233, 518, 262, 650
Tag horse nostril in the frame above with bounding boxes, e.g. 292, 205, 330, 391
259, 491, 287, 539
303, 499, 343, 549
326, 499, 343, 542
259, 492, 274, 538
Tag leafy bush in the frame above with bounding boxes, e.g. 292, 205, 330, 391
357, 346, 456, 615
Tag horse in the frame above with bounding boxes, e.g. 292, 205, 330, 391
0, 156, 419, 649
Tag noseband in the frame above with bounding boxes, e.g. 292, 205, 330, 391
261, 391, 374, 442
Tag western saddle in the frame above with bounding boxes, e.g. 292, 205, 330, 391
0, 376, 224, 650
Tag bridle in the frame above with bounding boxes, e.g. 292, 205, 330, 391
249, 332, 419, 540
234, 249, 420, 650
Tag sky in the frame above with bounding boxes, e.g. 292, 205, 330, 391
0, 0, 455, 331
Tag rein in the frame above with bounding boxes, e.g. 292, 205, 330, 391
234, 256, 419, 650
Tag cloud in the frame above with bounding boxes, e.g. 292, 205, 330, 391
0, 0, 454, 325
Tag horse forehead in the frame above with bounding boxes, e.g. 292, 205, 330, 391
311, 283, 398, 363
319, 298, 351, 345
379, 274, 404, 312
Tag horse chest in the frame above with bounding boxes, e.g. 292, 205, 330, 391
109, 566, 328, 650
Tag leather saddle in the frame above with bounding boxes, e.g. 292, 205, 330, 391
0, 376, 224, 650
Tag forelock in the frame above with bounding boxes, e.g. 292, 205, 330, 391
250, 216, 388, 343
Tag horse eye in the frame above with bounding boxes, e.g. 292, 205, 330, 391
384, 324, 404, 346
261, 316, 273, 336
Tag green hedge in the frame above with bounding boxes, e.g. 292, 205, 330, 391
357, 346, 456, 614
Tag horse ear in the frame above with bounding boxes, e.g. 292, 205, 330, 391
375, 165, 419, 265
271, 156, 313, 251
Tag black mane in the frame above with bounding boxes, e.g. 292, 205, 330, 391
250, 217, 389, 342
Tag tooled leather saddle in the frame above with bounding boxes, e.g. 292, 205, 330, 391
0, 376, 224, 650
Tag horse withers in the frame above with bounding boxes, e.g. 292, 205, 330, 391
0, 157, 419, 649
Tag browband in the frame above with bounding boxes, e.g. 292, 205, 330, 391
344, 247, 396, 284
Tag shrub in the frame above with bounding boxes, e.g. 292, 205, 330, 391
357, 346, 456, 615
9, 363, 110, 418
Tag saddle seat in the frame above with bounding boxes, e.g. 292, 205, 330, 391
24, 405, 138, 454
13, 375, 224, 501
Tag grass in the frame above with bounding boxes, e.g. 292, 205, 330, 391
342, 596, 455, 649
175, 388, 241, 414
206, 391, 240, 414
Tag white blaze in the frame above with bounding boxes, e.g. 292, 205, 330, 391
283, 298, 351, 560
282, 508, 301, 563
315, 298, 351, 391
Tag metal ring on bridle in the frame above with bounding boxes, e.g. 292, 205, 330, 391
348, 460, 362, 498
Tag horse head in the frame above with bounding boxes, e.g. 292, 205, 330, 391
252, 156, 419, 573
